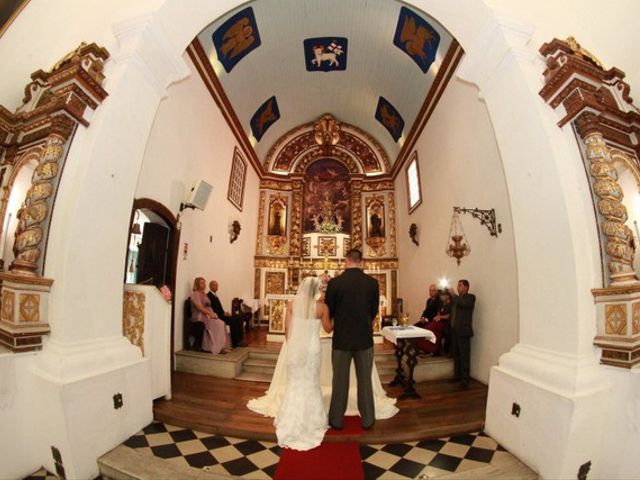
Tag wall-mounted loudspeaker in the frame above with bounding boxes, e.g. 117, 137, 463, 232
181, 180, 213, 212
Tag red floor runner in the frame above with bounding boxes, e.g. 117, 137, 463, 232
274, 417, 364, 480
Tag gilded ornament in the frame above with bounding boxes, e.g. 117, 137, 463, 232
33, 162, 58, 182
18, 294, 39, 323
123, 291, 145, 353
27, 183, 54, 203
1, 291, 15, 322
267, 235, 288, 256
388, 192, 397, 257
269, 299, 286, 332
605, 304, 627, 335
632, 302, 640, 335
265, 272, 286, 295
256, 191, 266, 255
593, 179, 622, 199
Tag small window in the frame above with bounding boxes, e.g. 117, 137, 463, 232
227, 147, 247, 211
405, 152, 422, 213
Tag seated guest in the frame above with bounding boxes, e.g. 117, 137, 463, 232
417, 291, 451, 356
208, 280, 247, 348
190, 277, 229, 354
416, 284, 442, 327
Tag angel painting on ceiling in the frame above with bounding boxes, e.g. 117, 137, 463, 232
303, 159, 351, 234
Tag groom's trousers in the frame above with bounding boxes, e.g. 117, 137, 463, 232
328, 347, 375, 429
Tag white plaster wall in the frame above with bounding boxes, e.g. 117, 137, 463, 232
136, 54, 260, 351
395, 78, 518, 384
0, 0, 162, 110
484, 0, 640, 99
597, 369, 640, 478
0, 353, 39, 479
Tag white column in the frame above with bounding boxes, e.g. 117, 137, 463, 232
457, 13, 609, 480
31, 15, 190, 479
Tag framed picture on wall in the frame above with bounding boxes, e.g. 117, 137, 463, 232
227, 147, 247, 211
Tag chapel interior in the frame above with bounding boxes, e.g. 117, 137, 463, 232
1, 1, 640, 479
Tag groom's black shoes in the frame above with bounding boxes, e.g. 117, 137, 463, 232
329, 423, 343, 431
362, 423, 374, 431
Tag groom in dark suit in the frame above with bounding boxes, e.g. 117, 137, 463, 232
207, 280, 246, 348
325, 249, 379, 430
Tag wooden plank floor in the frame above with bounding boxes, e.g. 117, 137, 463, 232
154, 371, 487, 444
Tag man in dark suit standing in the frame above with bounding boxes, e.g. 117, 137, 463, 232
207, 280, 246, 348
325, 249, 379, 430
449, 279, 476, 389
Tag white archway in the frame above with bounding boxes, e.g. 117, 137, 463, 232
31, 1, 607, 478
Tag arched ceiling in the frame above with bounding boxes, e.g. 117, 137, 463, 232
192, 0, 459, 174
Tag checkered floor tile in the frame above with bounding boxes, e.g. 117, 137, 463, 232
124, 422, 280, 479
361, 432, 507, 479
120, 422, 508, 479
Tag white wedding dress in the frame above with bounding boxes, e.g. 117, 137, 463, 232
273, 315, 327, 450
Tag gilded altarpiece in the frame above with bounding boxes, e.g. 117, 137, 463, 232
539, 37, 640, 367
254, 115, 398, 342
0, 42, 110, 351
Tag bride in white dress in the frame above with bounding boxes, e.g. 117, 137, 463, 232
247, 279, 399, 448
272, 277, 333, 450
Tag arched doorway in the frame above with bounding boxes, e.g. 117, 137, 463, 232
126, 198, 180, 368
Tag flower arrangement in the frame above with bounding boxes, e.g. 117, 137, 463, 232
159, 285, 172, 302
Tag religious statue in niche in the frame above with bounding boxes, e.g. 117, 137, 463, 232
303, 159, 351, 234
268, 197, 287, 236
366, 196, 387, 257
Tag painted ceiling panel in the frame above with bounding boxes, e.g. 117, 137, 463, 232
196, 0, 454, 166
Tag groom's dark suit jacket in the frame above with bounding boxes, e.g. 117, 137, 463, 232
325, 267, 379, 350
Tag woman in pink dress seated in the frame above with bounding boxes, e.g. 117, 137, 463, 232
417, 291, 451, 356
190, 277, 229, 354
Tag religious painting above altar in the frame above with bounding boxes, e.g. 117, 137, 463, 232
303, 159, 351, 234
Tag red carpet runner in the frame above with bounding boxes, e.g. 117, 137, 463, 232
274, 417, 364, 480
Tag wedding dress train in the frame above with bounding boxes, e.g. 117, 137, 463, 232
247, 335, 399, 421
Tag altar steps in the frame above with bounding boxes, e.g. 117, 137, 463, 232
175, 346, 453, 383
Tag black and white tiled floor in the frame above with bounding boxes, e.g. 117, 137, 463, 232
117, 421, 508, 479
23, 423, 511, 480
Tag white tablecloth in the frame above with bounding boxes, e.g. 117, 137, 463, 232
381, 325, 436, 344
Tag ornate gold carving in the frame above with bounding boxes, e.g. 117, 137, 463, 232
350, 180, 363, 251
566, 36, 604, 69
123, 291, 145, 353
18, 294, 39, 322
265, 116, 390, 174
363, 181, 395, 191
388, 192, 397, 257
366, 238, 387, 257
317, 236, 337, 256
579, 125, 637, 285
267, 236, 287, 255
1, 291, 15, 322
605, 304, 627, 335
289, 181, 303, 256
260, 180, 293, 191
0, 43, 110, 278
269, 299, 286, 332
256, 191, 266, 255
265, 272, 286, 295
10, 134, 64, 276
314, 114, 341, 146
632, 302, 640, 335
